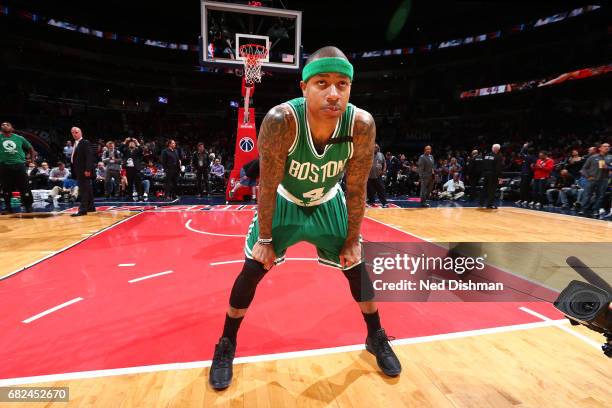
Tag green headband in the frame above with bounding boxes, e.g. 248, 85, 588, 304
302, 57, 354, 83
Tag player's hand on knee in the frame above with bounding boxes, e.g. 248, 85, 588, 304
339, 240, 362, 269
252, 243, 276, 271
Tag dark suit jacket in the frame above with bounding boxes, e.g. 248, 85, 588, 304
72, 138, 95, 178
161, 148, 180, 173
417, 154, 435, 179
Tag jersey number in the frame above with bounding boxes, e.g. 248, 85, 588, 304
303, 187, 325, 201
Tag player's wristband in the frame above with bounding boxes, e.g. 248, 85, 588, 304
257, 238, 273, 245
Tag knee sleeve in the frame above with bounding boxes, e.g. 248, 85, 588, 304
229, 258, 268, 309
342, 263, 375, 302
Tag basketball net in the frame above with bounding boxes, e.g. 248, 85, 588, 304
239, 44, 268, 123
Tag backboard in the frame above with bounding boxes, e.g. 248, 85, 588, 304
201, 1, 302, 71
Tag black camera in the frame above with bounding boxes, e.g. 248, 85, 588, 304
553, 280, 612, 357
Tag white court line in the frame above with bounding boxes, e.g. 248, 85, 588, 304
519, 307, 602, 350
154, 205, 202, 212
98, 198, 179, 205
22, 298, 84, 324
0, 317, 568, 386
1, 212, 145, 281
184, 219, 245, 238
210, 258, 318, 266
118, 263, 136, 267
128, 270, 173, 283
365, 215, 432, 242
507, 206, 612, 225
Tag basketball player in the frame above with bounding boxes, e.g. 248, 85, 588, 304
209, 46, 401, 390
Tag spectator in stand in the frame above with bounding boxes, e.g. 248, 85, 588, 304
435, 158, 448, 189
120, 137, 144, 200
545, 169, 575, 209
95, 162, 106, 196
564, 149, 585, 180
407, 164, 421, 196
96, 139, 106, 159
63, 140, 74, 162
440, 173, 465, 201
210, 158, 225, 193
102, 141, 122, 198
26, 161, 41, 188
48, 162, 71, 188
579, 142, 611, 217
529, 151, 554, 209
586, 146, 597, 157
446, 157, 462, 182
191, 142, 209, 197
142, 145, 154, 165
572, 175, 588, 210
385, 152, 400, 195
30, 161, 51, 188
38, 161, 50, 177
26, 161, 37, 177
465, 150, 482, 200
119, 168, 128, 197
516, 143, 536, 207
161, 139, 181, 199
210, 158, 225, 178
140, 161, 157, 200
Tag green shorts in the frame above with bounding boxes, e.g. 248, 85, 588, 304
244, 187, 355, 269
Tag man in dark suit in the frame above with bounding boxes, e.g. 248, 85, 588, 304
417, 145, 435, 207
161, 139, 181, 200
191, 142, 209, 197
70, 127, 95, 216
479, 143, 503, 209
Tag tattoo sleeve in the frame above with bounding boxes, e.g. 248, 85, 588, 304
257, 105, 296, 239
344, 111, 376, 244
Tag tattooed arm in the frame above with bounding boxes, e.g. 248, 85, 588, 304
339, 110, 375, 267
252, 104, 296, 269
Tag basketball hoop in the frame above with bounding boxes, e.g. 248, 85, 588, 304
239, 44, 268, 85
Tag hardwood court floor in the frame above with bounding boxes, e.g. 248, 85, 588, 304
0, 206, 610, 407
367, 207, 612, 242
0, 211, 133, 279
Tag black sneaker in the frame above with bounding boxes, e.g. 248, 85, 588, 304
365, 328, 402, 377
209, 337, 236, 390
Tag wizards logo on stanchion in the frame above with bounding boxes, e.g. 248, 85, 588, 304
239, 137, 254, 153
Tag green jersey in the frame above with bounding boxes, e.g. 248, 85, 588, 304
279, 97, 356, 206
0, 133, 32, 165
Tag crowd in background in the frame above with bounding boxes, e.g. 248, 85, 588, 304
24, 134, 232, 201
375, 132, 612, 218
9, 118, 609, 220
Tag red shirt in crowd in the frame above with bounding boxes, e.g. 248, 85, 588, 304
533, 158, 554, 180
